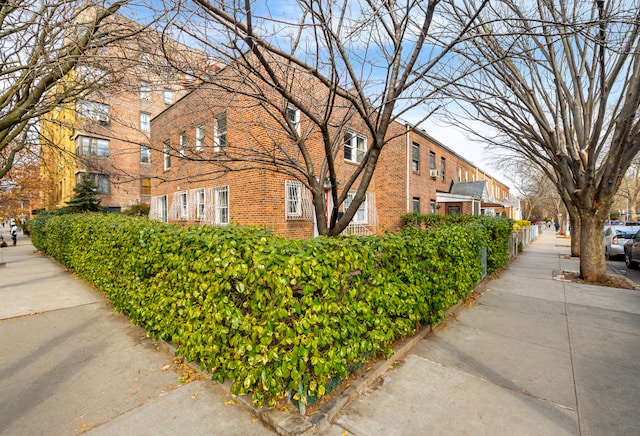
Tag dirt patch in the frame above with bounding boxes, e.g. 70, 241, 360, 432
554, 270, 637, 290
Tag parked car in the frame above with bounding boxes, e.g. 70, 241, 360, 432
624, 229, 640, 268
604, 226, 640, 260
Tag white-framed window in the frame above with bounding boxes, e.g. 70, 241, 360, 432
76, 136, 109, 157
440, 157, 446, 181
76, 65, 108, 83
285, 180, 302, 218
345, 192, 368, 224
179, 133, 187, 156
178, 190, 188, 220
140, 112, 151, 132
458, 166, 462, 182
163, 89, 174, 105
78, 172, 110, 194
77, 100, 109, 123
163, 140, 171, 170
214, 186, 229, 225
465, 169, 469, 182
344, 131, 366, 163
153, 195, 168, 222
196, 124, 204, 151
214, 113, 227, 152
430, 200, 437, 214
140, 80, 151, 100
141, 145, 150, 163
196, 188, 206, 219
286, 105, 300, 134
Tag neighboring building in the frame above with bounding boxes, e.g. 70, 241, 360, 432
39, 11, 204, 212
148, 60, 516, 238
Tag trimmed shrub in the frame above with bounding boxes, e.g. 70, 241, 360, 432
30, 213, 507, 408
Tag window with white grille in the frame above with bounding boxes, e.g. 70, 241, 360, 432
285, 180, 302, 218
140, 80, 151, 100
178, 191, 188, 220
196, 188, 205, 219
214, 186, 229, 225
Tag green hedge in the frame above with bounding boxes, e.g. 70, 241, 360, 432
401, 213, 513, 272
30, 213, 507, 408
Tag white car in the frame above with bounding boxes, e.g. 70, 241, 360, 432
604, 226, 640, 260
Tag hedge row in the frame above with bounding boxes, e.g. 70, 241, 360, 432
30, 213, 510, 408
401, 213, 514, 273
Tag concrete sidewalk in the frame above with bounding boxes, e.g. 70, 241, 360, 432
0, 235, 275, 436
1, 229, 639, 435
327, 230, 640, 435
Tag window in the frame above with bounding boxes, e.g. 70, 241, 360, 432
458, 166, 462, 182
140, 112, 151, 132
440, 157, 446, 181
214, 186, 229, 225
429, 151, 436, 170
78, 173, 110, 194
163, 140, 171, 170
196, 124, 204, 151
344, 131, 366, 163
163, 89, 174, 105
196, 188, 206, 219
412, 143, 420, 173
214, 113, 227, 152
285, 180, 302, 218
286, 105, 300, 134
140, 80, 151, 100
76, 65, 108, 83
345, 192, 368, 224
76, 136, 109, 157
77, 100, 109, 123
159, 195, 168, 222
178, 191, 188, 220
448, 205, 461, 215
413, 197, 421, 213
141, 178, 151, 195
465, 169, 469, 182
179, 133, 186, 156
430, 200, 437, 214
141, 145, 150, 163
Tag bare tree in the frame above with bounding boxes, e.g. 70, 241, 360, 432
159, 0, 489, 235
436, 0, 640, 282
614, 155, 640, 222
500, 157, 562, 222
0, 0, 134, 180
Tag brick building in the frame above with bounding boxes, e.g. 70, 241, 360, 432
40, 11, 204, 212
149, 60, 516, 238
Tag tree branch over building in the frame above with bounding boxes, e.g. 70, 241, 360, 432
0, 0, 131, 179
161, 0, 489, 235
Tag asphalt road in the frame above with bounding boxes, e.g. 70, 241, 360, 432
607, 257, 640, 283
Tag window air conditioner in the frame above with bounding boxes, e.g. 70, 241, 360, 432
429, 169, 440, 178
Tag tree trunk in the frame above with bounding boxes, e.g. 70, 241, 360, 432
570, 218, 580, 258
578, 214, 608, 283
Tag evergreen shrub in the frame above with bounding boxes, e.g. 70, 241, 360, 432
30, 213, 509, 408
